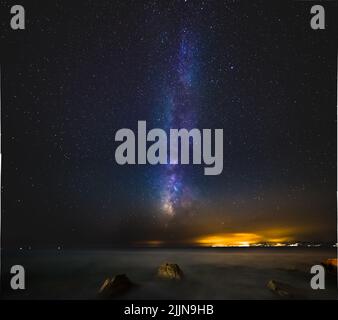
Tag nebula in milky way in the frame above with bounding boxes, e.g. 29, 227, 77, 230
160, 28, 199, 217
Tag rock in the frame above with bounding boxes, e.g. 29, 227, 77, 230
98, 274, 134, 298
267, 280, 297, 298
157, 263, 184, 280
322, 258, 337, 274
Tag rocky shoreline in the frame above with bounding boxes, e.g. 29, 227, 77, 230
98, 258, 337, 299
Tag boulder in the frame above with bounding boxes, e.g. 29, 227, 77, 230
98, 274, 133, 298
322, 258, 337, 274
157, 263, 184, 280
267, 280, 296, 298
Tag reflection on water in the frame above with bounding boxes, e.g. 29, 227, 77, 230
1, 248, 337, 299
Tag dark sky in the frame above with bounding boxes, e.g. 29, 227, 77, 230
1, 0, 337, 248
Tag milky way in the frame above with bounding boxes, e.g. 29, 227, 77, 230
3, 1, 336, 247
160, 28, 199, 217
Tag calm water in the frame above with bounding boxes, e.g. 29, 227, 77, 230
1, 248, 337, 299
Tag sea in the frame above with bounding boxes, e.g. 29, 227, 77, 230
1, 248, 337, 299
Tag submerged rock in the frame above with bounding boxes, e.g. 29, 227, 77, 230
98, 274, 134, 298
322, 258, 337, 274
267, 280, 297, 298
157, 263, 184, 280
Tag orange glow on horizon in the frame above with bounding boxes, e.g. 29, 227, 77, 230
195, 230, 293, 247
135, 240, 164, 247
195, 233, 261, 247
134, 228, 296, 247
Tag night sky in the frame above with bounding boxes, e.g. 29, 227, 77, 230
1, 0, 337, 248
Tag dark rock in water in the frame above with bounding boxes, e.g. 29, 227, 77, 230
157, 263, 184, 280
98, 274, 134, 298
267, 280, 300, 298
322, 258, 337, 274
